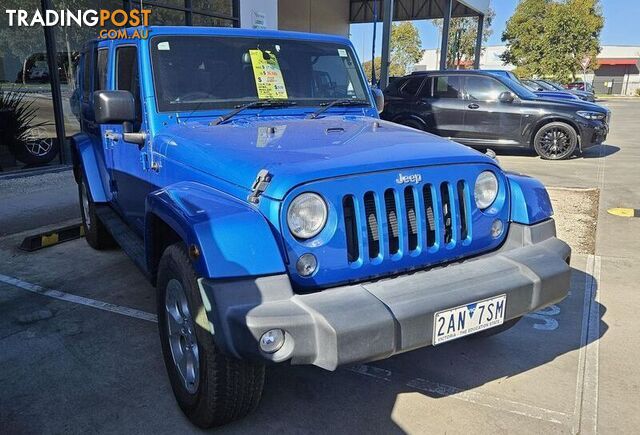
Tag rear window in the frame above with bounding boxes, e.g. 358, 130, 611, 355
400, 77, 423, 96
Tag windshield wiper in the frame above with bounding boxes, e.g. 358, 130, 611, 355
210, 99, 296, 125
306, 98, 370, 119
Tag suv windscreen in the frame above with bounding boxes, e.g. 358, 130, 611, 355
150, 35, 369, 112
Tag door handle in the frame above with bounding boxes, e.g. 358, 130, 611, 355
468, 103, 480, 109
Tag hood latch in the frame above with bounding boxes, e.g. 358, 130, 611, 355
248, 169, 272, 204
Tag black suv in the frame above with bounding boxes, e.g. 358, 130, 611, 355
381, 71, 609, 160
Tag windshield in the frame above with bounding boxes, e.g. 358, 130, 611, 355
503, 77, 538, 99
534, 80, 555, 91
150, 35, 370, 112
544, 80, 566, 91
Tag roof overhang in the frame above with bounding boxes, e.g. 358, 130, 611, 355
597, 58, 639, 66
349, 0, 490, 23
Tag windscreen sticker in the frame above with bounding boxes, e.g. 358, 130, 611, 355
249, 49, 288, 100
338, 48, 348, 57
157, 41, 170, 51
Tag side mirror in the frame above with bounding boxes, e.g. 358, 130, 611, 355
93, 90, 136, 124
93, 90, 146, 146
371, 86, 385, 114
498, 91, 515, 103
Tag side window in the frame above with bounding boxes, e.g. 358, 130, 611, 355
116, 46, 142, 130
311, 54, 365, 99
417, 77, 432, 98
400, 77, 423, 97
96, 49, 108, 91
433, 76, 461, 99
81, 49, 93, 101
464, 76, 510, 101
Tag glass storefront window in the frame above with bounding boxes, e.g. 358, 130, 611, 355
192, 13, 235, 27
145, 4, 187, 26
0, 0, 59, 173
193, 0, 234, 18
0, 0, 237, 175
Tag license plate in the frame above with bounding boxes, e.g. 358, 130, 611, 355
433, 295, 507, 345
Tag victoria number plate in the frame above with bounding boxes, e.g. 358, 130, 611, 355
433, 295, 507, 345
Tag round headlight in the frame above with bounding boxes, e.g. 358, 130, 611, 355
287, 193, 328, 239
474, 171, 499, 210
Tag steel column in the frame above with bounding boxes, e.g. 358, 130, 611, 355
380, 0, 395, 89
40, 0, 69, 164
439, 0, 452, 70
473, 13, 484, 69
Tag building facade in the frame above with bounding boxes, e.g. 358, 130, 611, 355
414, 44, 640, 96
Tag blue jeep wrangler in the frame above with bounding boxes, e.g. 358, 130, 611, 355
72, 27, 571, 427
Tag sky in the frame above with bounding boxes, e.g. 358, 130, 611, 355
349, 0, 640, 62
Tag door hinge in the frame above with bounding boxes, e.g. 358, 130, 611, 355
247, 169, 272, 204
109, 179, 118, 193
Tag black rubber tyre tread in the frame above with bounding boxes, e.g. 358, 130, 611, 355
157, 243, 265, 428
533, 121, 578, 160
12, 140, 59, 165
400, 118, 425, 130
78, 172, 115, 250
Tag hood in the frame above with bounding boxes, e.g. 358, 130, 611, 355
526, 96, 606, 112
534, 90, 578, 100
155, 116, 494, 200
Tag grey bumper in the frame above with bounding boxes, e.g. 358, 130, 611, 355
200, 219, 571, 371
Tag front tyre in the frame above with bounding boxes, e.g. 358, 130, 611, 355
157, 244, 265, 428
399, 118, 425, 131
533, 122, 578, 160
78, 173, 114, 250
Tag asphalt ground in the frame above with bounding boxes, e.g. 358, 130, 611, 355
1, 100, 639, 434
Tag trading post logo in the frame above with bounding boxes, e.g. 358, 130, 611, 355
4, 9, 152, 39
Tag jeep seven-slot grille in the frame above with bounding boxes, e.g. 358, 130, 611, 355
344, 180, 471, 263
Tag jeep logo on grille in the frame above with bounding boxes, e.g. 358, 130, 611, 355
395, 173, 422, 185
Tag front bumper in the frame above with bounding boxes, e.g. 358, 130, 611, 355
200, 219, 571, 370
579, 119, 608, 149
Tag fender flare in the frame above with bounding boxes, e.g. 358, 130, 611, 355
145, 181, 286, 279
527, 116, 581, 148
71, 132, 109, 202
506, 172, 553, 225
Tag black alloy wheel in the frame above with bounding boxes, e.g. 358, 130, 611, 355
533, 122, 578, 160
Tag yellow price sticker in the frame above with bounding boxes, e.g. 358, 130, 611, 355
249, 49, 288, 100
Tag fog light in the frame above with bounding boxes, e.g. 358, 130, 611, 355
296, 253, 317, 277
491, 219, 504, 238
259, 329, 285, 353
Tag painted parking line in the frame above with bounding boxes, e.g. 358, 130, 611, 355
0, 273, 157, 323
573, 254, 602, 435
347, 363, 571, 426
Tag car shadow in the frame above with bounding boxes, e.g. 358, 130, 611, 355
480, 143, 620, 160
581, 144, 620, 158
220, 266, 606, 433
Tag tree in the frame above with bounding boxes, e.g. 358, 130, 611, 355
390, 22, 424, 75
362, 56, 406, 80
433, 8, 495, 69
501, 0, 603, 82
361, 22, 423, 83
